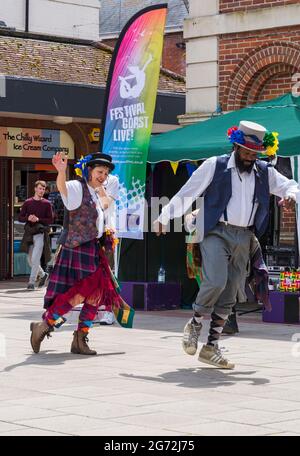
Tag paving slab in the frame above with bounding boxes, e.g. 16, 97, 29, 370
1, 281, 300, 435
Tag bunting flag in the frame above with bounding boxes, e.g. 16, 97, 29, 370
170, 161, 179, 175
99, 4, 168, 240
186, 162, 197, 177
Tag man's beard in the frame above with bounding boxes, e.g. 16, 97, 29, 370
235, 151, 255, 174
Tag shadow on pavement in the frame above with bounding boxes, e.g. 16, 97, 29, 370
120, 369, 270, 389
1, 350, 126, 373
1, 289, 43, 294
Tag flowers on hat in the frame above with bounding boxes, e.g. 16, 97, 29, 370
227, 126, 279, 155
227, 126, 238, 137
74, 154, 92, 179
227, 126, 245, 145
263, 132, 279, 156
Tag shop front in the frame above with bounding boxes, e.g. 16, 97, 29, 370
0, 126, 75, 280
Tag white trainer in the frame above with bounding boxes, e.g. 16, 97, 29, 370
198, 344, 235, 369
100, 311, 115, 325
182, 318, 202, 355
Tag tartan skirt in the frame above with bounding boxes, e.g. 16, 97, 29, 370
44, 239, 118, 310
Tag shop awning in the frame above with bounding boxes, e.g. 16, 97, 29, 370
148, 93, 300, 163
0, 76, 185, 127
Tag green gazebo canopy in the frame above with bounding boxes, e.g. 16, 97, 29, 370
148, 93, 300, 163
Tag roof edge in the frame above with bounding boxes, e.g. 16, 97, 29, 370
0, 31, 186, 85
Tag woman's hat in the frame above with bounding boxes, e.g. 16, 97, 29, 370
86, 153, 115, 171
74, 152, 115, 179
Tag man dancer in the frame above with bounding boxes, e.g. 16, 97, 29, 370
155, 121, 298, 369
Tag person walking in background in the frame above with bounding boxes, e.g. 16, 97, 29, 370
19, 180, 53, 291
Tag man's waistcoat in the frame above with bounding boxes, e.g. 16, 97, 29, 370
202, 154, 270, 239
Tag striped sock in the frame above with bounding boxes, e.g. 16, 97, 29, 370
207, 312, 228, 347
43, 301, 73, 327
77, 303, 98, 333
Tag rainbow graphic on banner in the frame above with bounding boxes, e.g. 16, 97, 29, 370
100, 4, 167, 239
0, 127, 74, 159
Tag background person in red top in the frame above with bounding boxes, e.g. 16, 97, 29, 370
19, 180, 54, 290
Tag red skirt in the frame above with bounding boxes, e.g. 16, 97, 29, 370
44, 239, 122, 311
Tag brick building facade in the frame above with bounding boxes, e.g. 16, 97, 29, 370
219, 27, 300, 111
219, 0, 299, 13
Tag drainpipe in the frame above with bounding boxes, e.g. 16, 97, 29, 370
25, 0, 29, 32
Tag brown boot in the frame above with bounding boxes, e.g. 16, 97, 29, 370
30, 321, 53, 354
71, 330, 97, 355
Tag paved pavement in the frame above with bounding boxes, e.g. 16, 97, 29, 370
1, 281, 300, 436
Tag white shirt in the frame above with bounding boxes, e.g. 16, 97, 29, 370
158, 154, 299, 227
61, 175, 119, 238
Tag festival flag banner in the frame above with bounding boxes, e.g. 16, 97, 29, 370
100, 4, 168, 239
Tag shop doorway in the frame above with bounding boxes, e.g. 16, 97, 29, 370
0, 159, 73, 280
13, 161, 57, 277
13, 160, 70, 278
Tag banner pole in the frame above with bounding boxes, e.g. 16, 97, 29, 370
114, 239, 122, 279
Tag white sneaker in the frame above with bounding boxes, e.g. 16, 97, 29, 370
182, 318, 202, 355
99, 311, 115, 325
198, 344, 235, 369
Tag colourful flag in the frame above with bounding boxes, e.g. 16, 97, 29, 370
170, 161, 179, 175
186, 162, 197, 177
100, 4, 168, 239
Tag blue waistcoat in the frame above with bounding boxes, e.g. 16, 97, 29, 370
203, 154, 270, 239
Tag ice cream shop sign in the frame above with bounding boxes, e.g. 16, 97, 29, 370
0, 127, 74, 159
